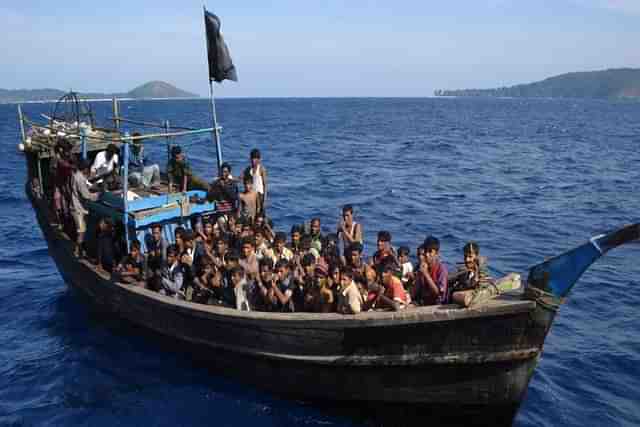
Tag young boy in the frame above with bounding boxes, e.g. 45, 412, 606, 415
243, 148, 268, 215
230, 265, 251, 311
273, 232, 294, 263
398, 246, 414, 289
115, 239, 145, 285
160, 245, 185, 298
238, 176, 258, 223
413, 236, 449, 305
337, 268, 364, 315
372, 230, 396, 273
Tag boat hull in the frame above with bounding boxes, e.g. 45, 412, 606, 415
29, 191, 550, 422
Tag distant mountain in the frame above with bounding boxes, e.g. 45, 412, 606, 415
127, 81, 197, 99
435, 68, 640, 99
0, 81, 198, 103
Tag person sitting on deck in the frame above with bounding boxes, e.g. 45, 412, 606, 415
345, 242, 367, 286
337, 205, 363, 257
254, 227, 275, 261
167, 146, 209, 193
238, 175, 258, 223
272, 232, 293, 263
379, 263, 409, 310
319, 233, 341, 269
114, 239, 145, 285
337, 268, 364, 315
289, 224, 303, 256
327, 263, 342, 307
397, 246, 414, 292
207, 162, 238, 214
243, 148, 268, 215
180, 230, 206, 282
230, 265, 252, 311
128, 134, 161, 190
90, 143, 120, 190
239, 236, 259, 281
96, 217, 116, 273
271, 259, 295, 312
191, 258, 224, 304
71, 159, 102, 258
312, 263, 335, 313
449, 241, 494, 305
174, 227, 187, 255
412, 236, 449, 306
211, 236, 229, 272
308, 217, 323, 253
198, 218, 215, 248
291, 253, 316, 312
255, 257, 278, 311
299, 234, 320, 262
254, 214, 275, 243
159, 245, 185, 298
371, 231, 397, 273
145, 223, 168, 275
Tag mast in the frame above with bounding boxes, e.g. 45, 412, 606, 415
203, 6, 237, 177
209, 81, 223, 175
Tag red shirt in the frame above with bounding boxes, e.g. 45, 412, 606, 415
384, 276, 408, 304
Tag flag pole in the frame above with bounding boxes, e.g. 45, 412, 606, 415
204, 5, 223, 177
209, 79, 223, 176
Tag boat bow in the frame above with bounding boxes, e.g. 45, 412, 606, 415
526, 222, 640, 308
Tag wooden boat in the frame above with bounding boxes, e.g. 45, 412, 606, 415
18, 93, 640, 425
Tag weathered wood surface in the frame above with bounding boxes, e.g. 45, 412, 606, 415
28, 188, 553, 409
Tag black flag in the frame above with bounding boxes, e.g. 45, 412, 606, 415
204, 10, 238, 83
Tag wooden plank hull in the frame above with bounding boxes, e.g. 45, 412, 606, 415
29, 192, 552, 421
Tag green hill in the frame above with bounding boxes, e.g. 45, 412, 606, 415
126, 81, 197, 99
435, 68, 640, 99
0, 81, 198, 103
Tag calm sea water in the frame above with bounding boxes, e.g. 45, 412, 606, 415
1, 97, 639, 426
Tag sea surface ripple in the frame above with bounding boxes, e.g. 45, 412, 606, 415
0, 97, 639, 426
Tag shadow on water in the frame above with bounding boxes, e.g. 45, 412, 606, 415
47, 290, 519, 427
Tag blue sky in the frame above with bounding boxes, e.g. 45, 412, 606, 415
1, 1, 638, 97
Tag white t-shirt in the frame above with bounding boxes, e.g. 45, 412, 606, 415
401, 262, 414, 284
91, 151, 119, 176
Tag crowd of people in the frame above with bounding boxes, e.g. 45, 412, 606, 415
49, 138, 494, 314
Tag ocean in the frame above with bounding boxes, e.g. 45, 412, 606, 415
0, 97, 639, 426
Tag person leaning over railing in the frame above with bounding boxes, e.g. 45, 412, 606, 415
166, 146, 209, 193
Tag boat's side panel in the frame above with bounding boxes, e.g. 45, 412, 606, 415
32, 194, 544, 406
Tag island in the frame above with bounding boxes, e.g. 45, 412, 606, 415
0, 81, 198, 104
435, 68, 640, 99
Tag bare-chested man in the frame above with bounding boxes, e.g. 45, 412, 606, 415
238, 176, 258, 223
337, 204, 363, 257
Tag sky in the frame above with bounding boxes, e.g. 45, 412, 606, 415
1, 0, 639, 97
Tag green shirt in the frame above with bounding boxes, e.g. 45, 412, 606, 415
167, 158, 192, 184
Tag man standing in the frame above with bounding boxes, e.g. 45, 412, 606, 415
208, 162, 239, 214
243, 148, 268, 214
71, 160, 101, 257
337, 205, 363, 257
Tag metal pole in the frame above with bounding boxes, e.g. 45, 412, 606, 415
112, 97, 120, 132
122, 133, 130, 253
80, 126, 88, 161
165, 119, 171, 167
17, 105, 26, 143
209, 80, 223, 175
